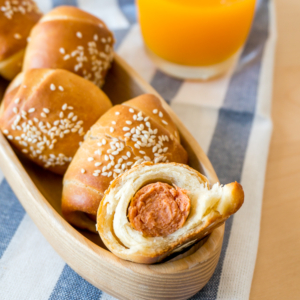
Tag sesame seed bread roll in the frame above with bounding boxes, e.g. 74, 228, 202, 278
23, 6, 114, 87
62, 94, 188, 232
0, 68, 112, 174
0, 0, 42, 80
97, 162, 244, 264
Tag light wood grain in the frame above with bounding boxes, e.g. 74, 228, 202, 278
250, 0, 300, 299
0, 55, 223, 300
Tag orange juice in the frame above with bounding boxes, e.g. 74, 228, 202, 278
137, 0, 256, 77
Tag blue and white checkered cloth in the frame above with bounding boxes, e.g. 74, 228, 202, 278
0, 0, 276, 299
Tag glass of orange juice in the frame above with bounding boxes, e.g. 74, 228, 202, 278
136, 0, 256, 80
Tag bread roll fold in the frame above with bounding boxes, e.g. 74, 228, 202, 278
62, 94, 188, 231
0, 68, 112, 174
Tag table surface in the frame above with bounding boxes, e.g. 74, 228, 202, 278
249, 0, 300, 299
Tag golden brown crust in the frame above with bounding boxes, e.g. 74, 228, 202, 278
23, 6, 114, 87
62, 94, 188, 231
96, 162, 244, 264
0, 68, 112, 174
0, 0, 42, 79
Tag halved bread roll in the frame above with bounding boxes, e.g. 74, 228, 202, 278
97, 162, 244, 264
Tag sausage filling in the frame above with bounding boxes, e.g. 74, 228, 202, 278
128, 182, 191, 237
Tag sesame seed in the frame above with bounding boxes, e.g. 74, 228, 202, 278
58, 86, 64, 91
162, 120, 168, 125
68, 106, 73, 110
124, 133, 131, 137
43, 108, 50, 114
28, 108, 35, 113
159, 111, 163, 118
63, 54, 70, 60
127, 162, 133, 166
153, 109, 158, 114
68, 112, 74, 119
146, 122, 151, 128
127, 151, 131, 158
59, 48, 65, 54
110, 127, 114, 133
126, 121, 132, 125
112, 121, 116, 125
134, 144, 140, 149
41, 112, 47, 118
76, 32, 82, 38
108, 171, 112, 177
144, 156, 151, 161
93, 173, 99, 177
94, 34, 98, 41
14, 33, 21, 39
129, 108, 134, 113
50, 84, 56, 91
133, 115, 137, 120
139, 150, 145, 154
95, 162, 102, 167
102, 139, 106, 145
7, 135, 13, 140
13, 107, 18, 114
123, 127, 130, 131
101, 38, 106, 43
3, 130, 9, 134
104, 155, 109, 161
115, 112, 120, 115
88, 157, 94, 161
14, 98, 20, 104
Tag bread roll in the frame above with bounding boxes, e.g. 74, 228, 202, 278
0, 68, 112, 174
62, 94, 188, 232
23, 6, 114, 87
0, 0, 42, 80
97, 162, 244, 264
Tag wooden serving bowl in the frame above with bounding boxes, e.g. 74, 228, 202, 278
0, 55, 223, 300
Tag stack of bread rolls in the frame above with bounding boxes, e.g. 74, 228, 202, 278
0, 68, 112, 174
0, 4, 245, 265
62, 94, 188, 231
23, 6, 115, 87
0, 0, 42, 80
0, 5, 116, 174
